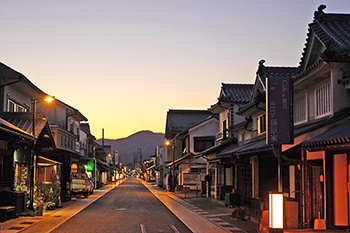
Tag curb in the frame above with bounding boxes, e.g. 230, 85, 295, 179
43, 179, 127, 232
139, 179, 244, 233
1, 179, 126, 233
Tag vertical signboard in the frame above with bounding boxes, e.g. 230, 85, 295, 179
266, 77, 294, 144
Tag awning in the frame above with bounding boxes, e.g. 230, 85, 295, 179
0, 117, 34, 141
303, 120, 350, 148
217, 138, 272, 157
166, 154, 192, 168
201, 137, 237, 156
37, 156, 62, 166
97, 160, 109, 167
190, 165, 206, 168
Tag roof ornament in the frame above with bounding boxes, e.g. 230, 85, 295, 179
314, 4, 326, 20
256, 59, 266, 76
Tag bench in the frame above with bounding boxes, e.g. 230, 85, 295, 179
0, 206, 16, 222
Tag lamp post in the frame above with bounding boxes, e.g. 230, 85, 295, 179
165, 140, 175, 192
29, 96, 55, 210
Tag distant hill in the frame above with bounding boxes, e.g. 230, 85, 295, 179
96, 130, 165, 165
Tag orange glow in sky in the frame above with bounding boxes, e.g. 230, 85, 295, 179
1, 1, 350, 139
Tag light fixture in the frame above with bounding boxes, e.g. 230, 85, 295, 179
44, 96, 55, 102
269, 192, 284, 232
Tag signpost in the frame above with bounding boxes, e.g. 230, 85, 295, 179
266, 76, 294, 232
266, 77, 294, 145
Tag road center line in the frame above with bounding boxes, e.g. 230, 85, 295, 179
140, 224, 147, 233
170, 225, 180, 233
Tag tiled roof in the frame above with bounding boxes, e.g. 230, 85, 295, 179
256, 61, 298, 87
0, 112, 55, 148
165, 110, 214, 139
303, 120, 350, 147
0, 117, 34, 140
80, 123, 92, 135
218, 83, 253, 104
0, 112, 46, 137
298, 5, 350, 75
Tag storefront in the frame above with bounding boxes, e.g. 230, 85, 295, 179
302, 120, 350, 229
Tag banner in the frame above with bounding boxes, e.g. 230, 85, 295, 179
266, 77, 294, 144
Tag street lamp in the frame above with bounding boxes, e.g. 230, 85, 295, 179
29, 96, 55, 210
165, 140, 175, 192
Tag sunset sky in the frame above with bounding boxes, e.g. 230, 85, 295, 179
1, 0, 350, 139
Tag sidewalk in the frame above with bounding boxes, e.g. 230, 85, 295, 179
0, 180, 123, 233
2, 178, 350, 233
140, 181, 255, 233
141, 181, 350, 233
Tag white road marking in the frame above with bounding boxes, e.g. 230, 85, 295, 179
115, 208, 126, 211
140, 224, 147, 233
171, 225, 180, 233
210, 213, 231, 217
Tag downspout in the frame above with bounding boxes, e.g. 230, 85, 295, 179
301, 147, 307, 228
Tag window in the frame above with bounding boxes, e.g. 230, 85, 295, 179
294, 94, 307, 124
7, 99, 28, 112
222, 118, 228, 132
257, 114, 266, 134
217, 118, 229, 140
69, 120, 74, 133
239, 132, 245, 144
8, 100, 15, 112
77, 127, 80, 141
190, 167, 206, 173
193, 137, 215, 153
18, 105, 26, 112
315, 83, 331, 118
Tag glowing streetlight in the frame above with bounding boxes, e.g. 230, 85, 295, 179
165, 140, 176, 192
44, 96, 55, 102
29, 95, 55, 210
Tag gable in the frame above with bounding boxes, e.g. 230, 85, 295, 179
250, 60, 297, 103
165, 109, 213, 139
299, 31, 326, 73
250, 72, 265, 103
298, 5, 350, 74
218, 83, 253, 104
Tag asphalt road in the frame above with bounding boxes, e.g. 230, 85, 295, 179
51, 178, 192, 233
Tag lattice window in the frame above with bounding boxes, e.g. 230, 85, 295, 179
315, 83, 331, 118
294, 94, 307, 124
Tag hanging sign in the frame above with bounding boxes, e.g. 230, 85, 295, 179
266, 77, 294, 144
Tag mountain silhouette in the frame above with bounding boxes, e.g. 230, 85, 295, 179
96, 130, 165, 165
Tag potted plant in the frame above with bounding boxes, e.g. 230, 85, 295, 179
45, 170, 61, 208
34, 181, 45, 216
44, 201, 56, 210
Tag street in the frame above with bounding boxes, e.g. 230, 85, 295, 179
51, 178, 192, 233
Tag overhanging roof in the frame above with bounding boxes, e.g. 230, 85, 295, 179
165, 109, 213, 139
0, 112, 55, 148
37, 156, 62, 166
166, 154, 192, 168
0, 117, 34, 141
303, 120, 350, 148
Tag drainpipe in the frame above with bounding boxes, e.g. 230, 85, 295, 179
301, 147, 307, 228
